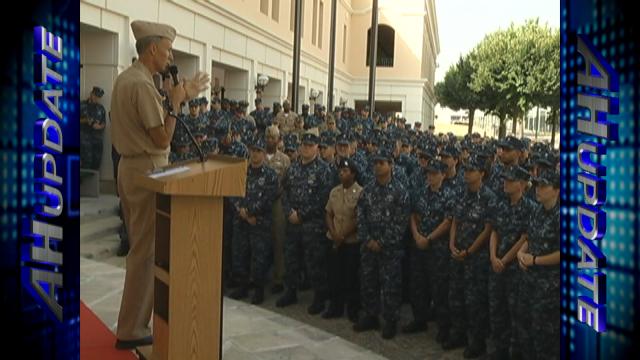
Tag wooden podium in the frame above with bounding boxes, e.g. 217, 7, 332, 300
135, 155, 247, 360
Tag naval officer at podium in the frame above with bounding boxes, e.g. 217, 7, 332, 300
110, 19, 209, 350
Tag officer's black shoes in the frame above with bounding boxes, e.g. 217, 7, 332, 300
321, 303, 344, 319
463, 341, 486, 359
353, 316, 380, 332
401, 321, 428, 334
251, 286, 264, 305
229, 286, 249, 300
346, 306, 359, 323
271, 283, 284, 294
299, 278, 311, 291
382, 321, 397, 340
490, 348, 509, 360
436, 329, 450, 344
275, 290, 298, 307
116, 241, 129, 257
115, 336, 153, 350
441, 335, 467, 351
307, 299, 326, 315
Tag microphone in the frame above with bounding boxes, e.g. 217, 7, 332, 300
169, 65, 179, 86
168, 64, 206, 163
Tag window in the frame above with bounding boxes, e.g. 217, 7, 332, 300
318, 1, 324, 48
260, 0, 268, 15
342, 25, 347, 63
366, 24, 395, 67
272, 0, 279, 21
312, 0, 318, 45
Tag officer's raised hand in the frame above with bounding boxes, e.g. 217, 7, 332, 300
184, 72, 210, 100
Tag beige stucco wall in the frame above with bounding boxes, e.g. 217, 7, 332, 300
80, 0, 439, 181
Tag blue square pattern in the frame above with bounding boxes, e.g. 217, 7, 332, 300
600, 148, 636, 207
602, 269, 635, 332
601, 329, 632, 359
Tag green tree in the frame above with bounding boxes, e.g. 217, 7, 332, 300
435, 53, 482, 134
471, 19, 559, 139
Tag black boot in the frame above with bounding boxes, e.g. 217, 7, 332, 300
116, 224, 129, 257
229, 286, 249, 300
463, 340, 486, 359
321, 302, 344, 319
442, 334, 467, 351
251, 286, 265, 305
271, 283, 284, 294
307, 291, 328, 315
436, 328, 449, 344
401, 320, 428, 334
347, 308, 359, 323
275, 289, 298, 307
382, 321, 397, 340
353, 316, 379, 332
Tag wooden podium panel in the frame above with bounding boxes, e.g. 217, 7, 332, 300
135, 155, 247, 360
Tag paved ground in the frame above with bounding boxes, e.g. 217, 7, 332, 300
81, 195, 480, 359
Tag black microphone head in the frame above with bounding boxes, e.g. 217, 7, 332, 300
168, 65, 179, 85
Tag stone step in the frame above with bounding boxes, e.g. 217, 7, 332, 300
80, 215, 122, 242
80, 233, 121, 260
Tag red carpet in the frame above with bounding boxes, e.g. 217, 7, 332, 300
80, 301, 137, 360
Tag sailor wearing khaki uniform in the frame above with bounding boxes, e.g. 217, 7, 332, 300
111, 20, 209, 349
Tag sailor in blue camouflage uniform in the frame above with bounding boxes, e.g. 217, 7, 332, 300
206, 97, 225, 135
397, 137, 419, 178
333, 133, 370, 187
407, 144, 435, 195
516, 170, 560, 360
80, 86, 107, 169
251, 98, 269, 134
405, 159, 454, 339
169, 132, 192, 163
198, 97, 209, 120
283, 133, 298, 161
353, 148, 410, 340
444, 154, 496, 358
488, 166, 537, 360
276, 131, 333, 315
183, 98, 202, 133
229, 136, 279, 305
486, 136, 525, 196
440, 143, 465, 195
305, 104, 324, 129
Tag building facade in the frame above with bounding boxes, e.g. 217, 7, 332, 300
80, 0, 439, 181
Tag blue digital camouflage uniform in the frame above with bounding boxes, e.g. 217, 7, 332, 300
80, 100, 106, 169
305, 114, 323, 129
410, 168, 456, 331
517, 201, 560, 360
231, 163, 279, 286
230, 114, 257, 144
448, 180, 496, 348
281, 155, 333, 293
357, 167, 410, 324
489, 191, 537, 357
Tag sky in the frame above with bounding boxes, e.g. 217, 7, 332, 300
434, 0, 560, 83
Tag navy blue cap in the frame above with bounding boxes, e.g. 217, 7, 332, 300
188, 99, 199, 107
337, 158, 359, 175
463, 155, 486, 171
211, 97, 221, 104
426, 159, 448, 173
249, 136, 266, 151
92, 86, 104, 97
498, 136, 525, 151
320, 136, 336, 147
372, 148, 393, 162
440, 144, 461, 158
501, 166, 530, 181
238, 100, 249, 108
336, 133, 351, 145
533, 169, 560, 188
301, 132, 320, 145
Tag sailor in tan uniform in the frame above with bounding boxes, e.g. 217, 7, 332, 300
111, 20, 209, 349
264, 125, 291, 294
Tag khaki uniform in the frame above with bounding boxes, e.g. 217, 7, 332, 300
325, 182, 363, 244
275, 111, 299, 135
111, 61, 169, 340
265, 150, 291, 285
